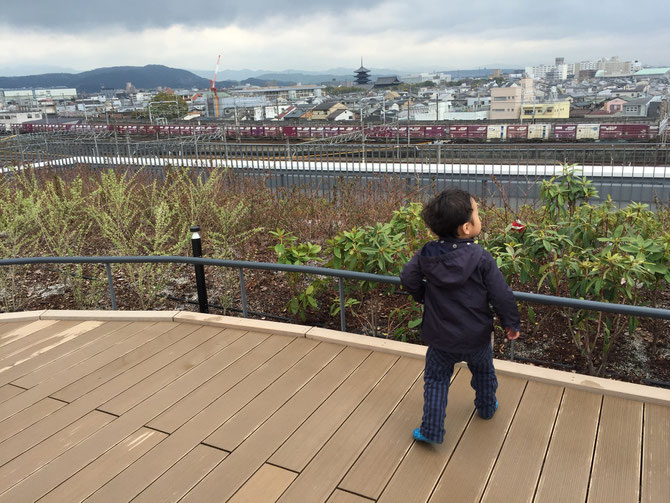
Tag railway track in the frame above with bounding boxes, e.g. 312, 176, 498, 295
2, 137, 669, 170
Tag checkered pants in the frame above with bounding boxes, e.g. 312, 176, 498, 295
420, 344, 498, 443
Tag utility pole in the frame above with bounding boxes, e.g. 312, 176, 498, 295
360, 99, 366, 164
407, 85, 411, 146
396, 114, 400, 159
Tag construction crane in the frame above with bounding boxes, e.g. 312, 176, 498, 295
210, 54, 221, 118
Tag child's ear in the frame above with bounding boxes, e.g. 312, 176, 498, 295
456, 222, 468, 238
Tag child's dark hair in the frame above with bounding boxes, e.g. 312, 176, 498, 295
421, 188, 473, 238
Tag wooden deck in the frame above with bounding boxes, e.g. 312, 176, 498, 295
0, 310, 668, 503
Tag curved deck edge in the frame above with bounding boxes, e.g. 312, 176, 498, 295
2, 309, 668, 405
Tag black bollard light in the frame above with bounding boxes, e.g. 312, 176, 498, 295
190, 225, 209, 313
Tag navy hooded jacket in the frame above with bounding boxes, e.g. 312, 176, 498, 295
400, 237, 520, 353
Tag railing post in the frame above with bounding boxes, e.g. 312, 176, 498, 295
104, 263, 117, 310
338, 277, 346, 332
190, 226, 209, 313
238, 267, 248, 318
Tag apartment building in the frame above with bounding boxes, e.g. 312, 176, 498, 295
489, 86, 521, 120
489, 78, 534, 120
524, 64, 568, 80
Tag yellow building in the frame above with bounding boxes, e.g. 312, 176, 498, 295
521, 101, 570, 119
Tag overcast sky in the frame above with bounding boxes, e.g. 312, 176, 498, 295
1, 0, 668, 75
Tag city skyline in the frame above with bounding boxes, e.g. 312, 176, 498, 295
1, 0, 668, 76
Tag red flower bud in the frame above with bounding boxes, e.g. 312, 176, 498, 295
511, 220, 525, 232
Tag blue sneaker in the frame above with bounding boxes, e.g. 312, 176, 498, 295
479, 400, 498, 420
413, 428, 441, 444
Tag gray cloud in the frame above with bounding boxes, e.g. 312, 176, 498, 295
2, 0, 667, 41
1, 1, 667, 72
362, 1, 669, 39
2, 0, 386, 30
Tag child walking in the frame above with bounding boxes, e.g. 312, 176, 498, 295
400, 188, 520, 444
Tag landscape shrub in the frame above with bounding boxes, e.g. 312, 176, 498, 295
272, 165, 669, 374
0, 170, 40, 311
0, 164, 667, 377
480, 166, 669, 374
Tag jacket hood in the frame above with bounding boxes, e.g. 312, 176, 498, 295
418, 238, 483, 287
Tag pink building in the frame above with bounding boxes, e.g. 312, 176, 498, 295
604, 97, 627, 114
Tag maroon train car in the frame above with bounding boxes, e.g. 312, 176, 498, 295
250, 126, 265, 137
449, 125, 487, 141
424, 125, 447, 139
506, 125, 528, 140
599, 124, 653, 141
282, 126, 298, 138
553, 124, 577, 140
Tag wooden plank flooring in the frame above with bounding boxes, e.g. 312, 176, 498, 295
0, 316, 667, 503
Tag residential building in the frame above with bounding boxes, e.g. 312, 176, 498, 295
609, 89, 646, 100
328, 109, 355, 121
521, 101, 570, 120
489, 85, 522, 120
279, 105, 313, 120
397, 101, 452, 121
310, 102, 347, 120
401, 72, 452, 84
0, 110, 44, 128
595, 57, 633, 77
604, 97, 627, 114
622, 96, 656, 117
525, 64, 567, 81
262, 104, 293, 120
467, 96, 491, 109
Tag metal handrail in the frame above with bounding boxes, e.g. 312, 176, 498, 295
3, 253, 670, 378
1, 255, 669, 324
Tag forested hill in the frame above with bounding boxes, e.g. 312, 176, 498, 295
0, 65, 228, 93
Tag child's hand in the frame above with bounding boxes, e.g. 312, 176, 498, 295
505, 327, 520, 340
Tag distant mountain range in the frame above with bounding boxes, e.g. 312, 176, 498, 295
192, 67, 523, 83
0, 66, 353, 93
0, 64, 525, 94
190, 67, 406, 84
442, 68, 522, 79
0, 65, 212, 93
0, 65, 325, 93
